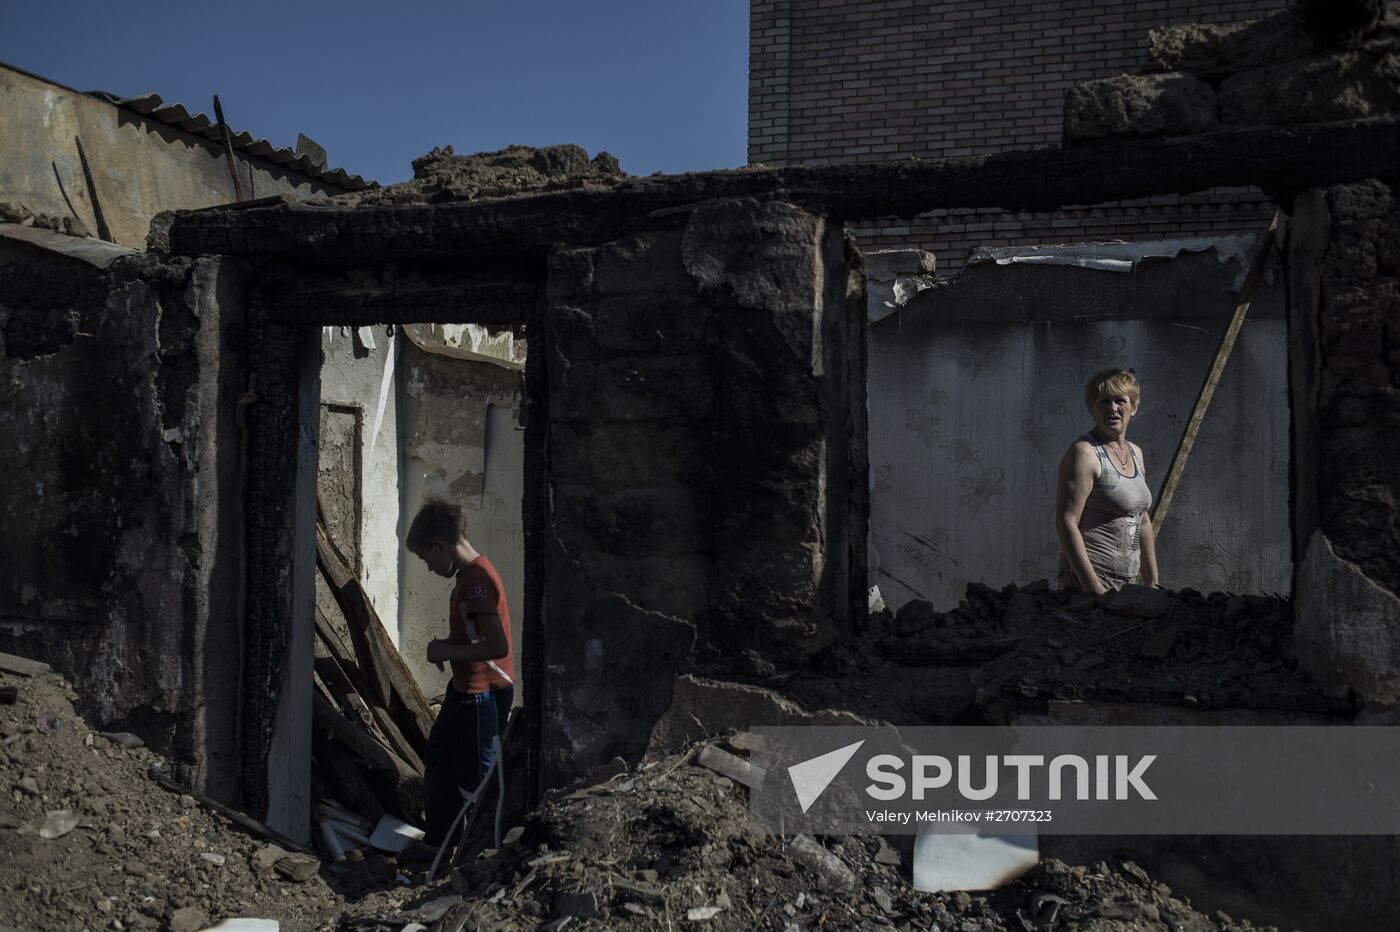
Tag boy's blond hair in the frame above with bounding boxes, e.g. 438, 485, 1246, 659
406, 497, 467, 550
1084, 368, 1141, 410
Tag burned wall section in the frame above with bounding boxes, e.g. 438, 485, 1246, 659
540, 199, 864, 785
0, 238, 248, 804
1291, 178, 1400, 702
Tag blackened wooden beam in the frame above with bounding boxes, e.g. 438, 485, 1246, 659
258, 281, 542, 326
164, 119, 1400, 259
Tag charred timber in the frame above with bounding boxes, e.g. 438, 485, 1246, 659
164, 119, 1400, 259
259, 281, 541, 326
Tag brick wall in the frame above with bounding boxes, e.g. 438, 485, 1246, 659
749, 0, 1287, 271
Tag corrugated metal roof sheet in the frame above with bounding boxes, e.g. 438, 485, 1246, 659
90, 91, 375, 190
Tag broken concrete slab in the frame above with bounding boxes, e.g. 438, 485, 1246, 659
1144, 13, 1314, 77
696, 744, 768, 790
1064, 73, 1218, 144
787, 834, 857, 893
37, 809, 79, 839
272, 855, 320, 883
250, 844, 288, 874
1219, 48, 1400, 126
0, 652, 51, 678
648, 676, 872, 755
99, 731, 144, 749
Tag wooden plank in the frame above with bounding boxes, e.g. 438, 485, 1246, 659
212, 95, 246, 203
0, 651, 51, 678
312, 730, 387, 824
312, 692, 415, 783
1151, 210, 1283, 530
315, 518, 435, 753
371, 704, 425, 775
148, 772, 317, 857
314, 653, 377, 732
314, 607, 358, 670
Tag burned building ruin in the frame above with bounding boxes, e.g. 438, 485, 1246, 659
5, 1, 1400, 929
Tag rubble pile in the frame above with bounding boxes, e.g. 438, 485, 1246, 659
0, 201, 97, 238
341, 736, 1277, 931
1065, 0, 1400, 143
3, 658, 1286, 931
0, 668, 342, 931
345, 144, 628, 207
784, 583, 1340, 726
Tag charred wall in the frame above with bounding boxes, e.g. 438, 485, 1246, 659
540, 199, 865, 785
1291, 178, 1400, 701
0, 235, 247, 803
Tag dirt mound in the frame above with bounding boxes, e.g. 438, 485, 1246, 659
345, 144, 627, 207
0, 670, 341, 932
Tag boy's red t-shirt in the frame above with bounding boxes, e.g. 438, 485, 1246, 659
447, 555, 515, 695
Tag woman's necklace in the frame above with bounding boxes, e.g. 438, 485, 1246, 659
1095, 430, 1131, 468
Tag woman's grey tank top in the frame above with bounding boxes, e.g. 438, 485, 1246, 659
1071, 431, 1154, 586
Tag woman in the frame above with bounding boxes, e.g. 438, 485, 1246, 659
1055, 369, 1160, 593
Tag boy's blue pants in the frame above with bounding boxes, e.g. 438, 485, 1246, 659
422, 684, 512, 846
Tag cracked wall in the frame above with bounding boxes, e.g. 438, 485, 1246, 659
1291, 178, 1400, 701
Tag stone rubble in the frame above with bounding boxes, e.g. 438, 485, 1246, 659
1, 645, 1296, 931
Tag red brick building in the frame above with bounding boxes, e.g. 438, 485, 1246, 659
748, 0, 1287, 270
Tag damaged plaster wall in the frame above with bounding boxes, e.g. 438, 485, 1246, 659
868, 237, 1290, 609
0, 234, 247, 804
317, 325, 402, 642
399, 338, 524, 696
1291, 179, 1400, 702
0, 64, 352, 250
541, 198, 863, 786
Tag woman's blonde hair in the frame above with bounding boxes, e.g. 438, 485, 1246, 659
1084, 368, 1140, 410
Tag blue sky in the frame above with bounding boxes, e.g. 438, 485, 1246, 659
1, 0, 750, 184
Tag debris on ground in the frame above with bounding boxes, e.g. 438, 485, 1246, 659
2, 653, 1286, 932
782, 582, 1340, 727
0, 671, 343, 931
337, 735, 1277, 931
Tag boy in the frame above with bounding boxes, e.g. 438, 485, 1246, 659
404, 497, 515, 856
